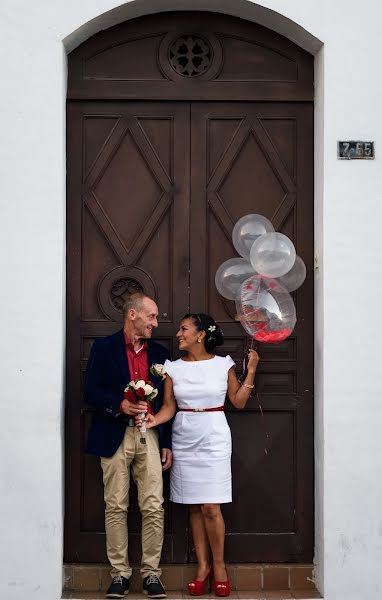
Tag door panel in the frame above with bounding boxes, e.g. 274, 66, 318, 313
189, 103, 313, 561
65, 102, 190, 562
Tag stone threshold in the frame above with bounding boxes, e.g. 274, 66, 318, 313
64, 564, 319, 596
62, 591, 321, 599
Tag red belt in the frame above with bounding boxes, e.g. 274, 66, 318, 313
178, 406, 225, 412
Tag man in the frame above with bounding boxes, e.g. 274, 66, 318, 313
85, 292, 172, 599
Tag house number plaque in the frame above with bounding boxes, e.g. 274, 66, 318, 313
338, 141, 375, 159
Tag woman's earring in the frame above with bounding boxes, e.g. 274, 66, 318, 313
198, 339, 202, 343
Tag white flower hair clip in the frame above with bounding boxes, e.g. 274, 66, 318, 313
208, 325, 216, 332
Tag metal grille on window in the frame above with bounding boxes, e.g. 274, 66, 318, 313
111, 278, 144, 312
168, 35, 212, 77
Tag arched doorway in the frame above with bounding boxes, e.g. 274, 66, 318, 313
65, 11, 314, 564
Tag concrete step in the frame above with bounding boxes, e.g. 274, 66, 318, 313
62, 590, 321, 599
63, 564, 320, 598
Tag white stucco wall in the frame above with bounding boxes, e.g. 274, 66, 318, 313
0, 1, 381, 599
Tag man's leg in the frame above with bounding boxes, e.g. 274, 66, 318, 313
131, 428, 164, 579
101, 427, 135, 579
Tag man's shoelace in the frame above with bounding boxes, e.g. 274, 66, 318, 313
146, 574, 161, 586
112, 575, 124, 585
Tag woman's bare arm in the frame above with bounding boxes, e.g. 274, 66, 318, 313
227, 349, 259, 409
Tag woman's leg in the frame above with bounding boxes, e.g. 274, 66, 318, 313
200, 504, 227, 581
189, 505, 211, 580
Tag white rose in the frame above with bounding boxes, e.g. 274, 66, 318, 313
150, 388, 158, 399
136, 379, 146, 390
144, 384, 154, 395
151, 363, 166, 379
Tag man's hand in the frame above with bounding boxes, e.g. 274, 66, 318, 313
121, 399, 148, 416
161, 448, 172, 471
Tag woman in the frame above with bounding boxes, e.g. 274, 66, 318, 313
138, 313, 259, 597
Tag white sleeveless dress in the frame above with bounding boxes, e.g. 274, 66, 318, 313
164, 355, 235, 504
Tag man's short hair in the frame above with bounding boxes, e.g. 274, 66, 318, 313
122, 292, 153, 320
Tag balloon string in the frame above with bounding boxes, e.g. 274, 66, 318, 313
241, 342, 269, 457
254, 275, 262, 342
242, 337, 254, 374
256, 391, 270, 456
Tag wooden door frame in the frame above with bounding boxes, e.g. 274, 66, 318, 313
65, 10, 315, 563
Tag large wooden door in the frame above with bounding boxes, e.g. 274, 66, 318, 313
66, 11, 314, 564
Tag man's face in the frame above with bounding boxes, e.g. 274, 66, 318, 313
130, 298, 159, 338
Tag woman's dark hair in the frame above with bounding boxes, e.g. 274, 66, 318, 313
183, 313, 224, 353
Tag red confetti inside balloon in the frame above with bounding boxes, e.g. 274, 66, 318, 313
236, 274, 296, 344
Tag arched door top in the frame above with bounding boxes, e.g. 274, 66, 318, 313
68, 12, 313, 101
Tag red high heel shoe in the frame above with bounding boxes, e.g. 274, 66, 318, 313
188, 566, 213, 596
213, 569, 230, 597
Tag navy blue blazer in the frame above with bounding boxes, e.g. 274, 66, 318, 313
84, 329, 171, 458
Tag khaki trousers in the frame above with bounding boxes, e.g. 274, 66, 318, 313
100, 427, 164, 579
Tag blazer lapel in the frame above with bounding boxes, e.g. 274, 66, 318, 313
147, 340, 155, 374
112, 334, 162, 387
112, 329, 131, 384
147, 340, 162, 379
147, 341, 164, 410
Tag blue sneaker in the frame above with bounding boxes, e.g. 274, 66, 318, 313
106, 574, 129, 598
143, 574, 166, 598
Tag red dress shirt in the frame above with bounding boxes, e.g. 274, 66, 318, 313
121, 333, 153, 415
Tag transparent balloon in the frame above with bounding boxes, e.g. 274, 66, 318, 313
232, 214, 274, 259
215, 258, 255, 300
278, 255, 306, 292
235, 274, 296, 343
250, 232, 296, 278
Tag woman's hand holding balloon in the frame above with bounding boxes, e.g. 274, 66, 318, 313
247, 349, 259, 373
